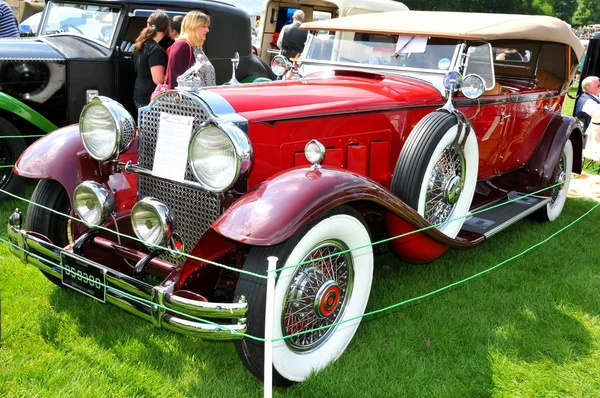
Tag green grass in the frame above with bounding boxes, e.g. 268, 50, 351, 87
1, 95, 598, 396
1, 183, 600, 396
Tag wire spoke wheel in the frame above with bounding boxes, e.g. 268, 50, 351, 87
283, 240, 352, 351
234, 206, 373, 386
424, 144, 465, 226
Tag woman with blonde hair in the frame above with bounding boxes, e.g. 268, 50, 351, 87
165, 10, 216, 89
133, 12, 169, 108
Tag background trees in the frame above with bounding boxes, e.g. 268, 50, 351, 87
400, 0, 598, 27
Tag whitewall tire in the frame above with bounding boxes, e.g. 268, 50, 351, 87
234, 206, 373, 386
392, 112, 479, 238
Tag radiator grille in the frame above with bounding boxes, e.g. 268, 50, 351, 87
137, 91, 220, 264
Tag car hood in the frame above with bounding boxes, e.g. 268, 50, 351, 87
210, 72, 443, 121
0, 35, 110, 61
0, 37, 64, 62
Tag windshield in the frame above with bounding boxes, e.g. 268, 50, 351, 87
39, 1, 120, 45
304, 31, 460, 73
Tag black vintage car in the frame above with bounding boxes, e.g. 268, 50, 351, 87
0, 0, 274, 199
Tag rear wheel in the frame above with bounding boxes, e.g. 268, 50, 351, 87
536, 139, 573, 221
26, 179, 71, 286
234, 206, 373, 386
0, 116, 27, 201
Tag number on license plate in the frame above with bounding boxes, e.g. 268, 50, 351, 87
61, 252, 107, 303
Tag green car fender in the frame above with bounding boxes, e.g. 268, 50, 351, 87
240, 75, 272, 83
0, 92, 58, 133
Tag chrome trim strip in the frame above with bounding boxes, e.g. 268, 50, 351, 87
7, 224, 248, 340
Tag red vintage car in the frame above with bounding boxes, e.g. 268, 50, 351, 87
7, 10, 585, 386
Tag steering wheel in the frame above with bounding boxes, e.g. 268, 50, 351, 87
61, 24, 84, 34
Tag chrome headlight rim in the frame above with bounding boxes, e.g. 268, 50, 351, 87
79, 96, 135, 161
73, 181, 115, 227
131, 198, 175, 248
188, 121, 253, 193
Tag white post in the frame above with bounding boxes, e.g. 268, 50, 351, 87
264, 256, 278, 398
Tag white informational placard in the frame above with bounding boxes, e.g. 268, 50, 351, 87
395, 35, 428, 54
152, 112, 194, 182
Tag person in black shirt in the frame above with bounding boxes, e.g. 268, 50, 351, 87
133, 12, 169, 108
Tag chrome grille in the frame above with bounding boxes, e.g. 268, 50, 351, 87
138, 91, 220, 264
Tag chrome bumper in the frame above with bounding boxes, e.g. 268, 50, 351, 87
6, 213, 248, 340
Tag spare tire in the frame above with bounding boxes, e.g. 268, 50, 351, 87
391, 111, 479, 238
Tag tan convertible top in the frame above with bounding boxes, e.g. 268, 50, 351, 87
302, 10, 585, 60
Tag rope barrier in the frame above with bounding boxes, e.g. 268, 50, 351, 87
0, 163, 599, 342
1, 135, 44, 139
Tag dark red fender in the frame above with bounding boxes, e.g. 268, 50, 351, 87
212, 166, 484, 262
517, 115, 583, 193
14, 124, 138, 212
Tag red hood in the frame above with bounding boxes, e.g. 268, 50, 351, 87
208, 71, 443, 121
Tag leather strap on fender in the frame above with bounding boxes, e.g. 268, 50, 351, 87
435, 108, 471, 149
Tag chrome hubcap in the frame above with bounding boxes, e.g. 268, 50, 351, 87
425, 144, 466, 226
314, 280, 341, 318
443, 175, 463, 205
283, 240, 353, 352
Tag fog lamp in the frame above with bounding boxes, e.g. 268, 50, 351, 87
131, 198, 175, 247
73, 181, 115, 227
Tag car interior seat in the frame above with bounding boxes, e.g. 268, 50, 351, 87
120, 41, 135, 53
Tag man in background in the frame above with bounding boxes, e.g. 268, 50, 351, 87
575, 76, 600, 129
0, 0, 19, 38
277, 10, 307, 59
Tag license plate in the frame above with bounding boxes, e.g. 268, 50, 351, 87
61, 252, 106, 303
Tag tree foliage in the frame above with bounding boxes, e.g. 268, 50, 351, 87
399, 0, 596, 27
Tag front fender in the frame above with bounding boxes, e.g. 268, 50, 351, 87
15, 124, 89, 198
0, 92, 57, 133
212, 166, 484, 249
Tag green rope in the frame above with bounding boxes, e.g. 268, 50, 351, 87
270, 201, 600, 342
0, 237, 258, 341
1, 135, 44, 139
0, 165, 14, 169
2, 199, 597, 343
0, 188, 268, 280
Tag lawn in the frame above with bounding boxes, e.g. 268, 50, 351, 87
1, 90, 599, 397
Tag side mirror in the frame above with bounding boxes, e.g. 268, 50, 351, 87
225, 52, 241, 86
442, 71, 463, 111
271, 54, 290, 77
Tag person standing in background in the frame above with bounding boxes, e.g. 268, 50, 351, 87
166, 15, 183, 57
166, 10, 215, 89
575, 76, 600, 130
277, 10, 307, 59
0, 0, 19, 38
132, 12, 169, 108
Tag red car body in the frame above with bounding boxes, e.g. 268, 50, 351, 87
8, 10, 586, 386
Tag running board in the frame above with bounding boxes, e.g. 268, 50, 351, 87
461, 192, 551, 238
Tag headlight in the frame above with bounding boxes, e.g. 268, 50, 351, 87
73, 181, 115, 227
79, 96, 135, 161
188, 123, 252, 192
131, 198, 174, 247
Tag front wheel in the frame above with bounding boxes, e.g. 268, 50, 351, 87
234, 206, 373, 386
0, 116, 27, 201
536, 139, 573, 221
26, 179, 71, 286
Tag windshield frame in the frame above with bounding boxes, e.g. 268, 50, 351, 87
38, 1, 122, 48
